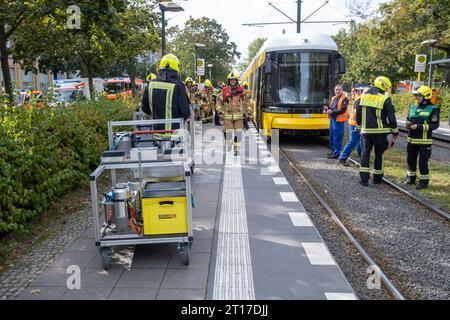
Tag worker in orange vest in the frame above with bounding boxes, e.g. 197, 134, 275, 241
338, 88, 366, 165
323, 84, 349, 159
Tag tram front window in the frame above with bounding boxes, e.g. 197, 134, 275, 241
276, 52, 331, 104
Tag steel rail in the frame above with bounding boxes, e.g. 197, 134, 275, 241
280, 147, 406, 300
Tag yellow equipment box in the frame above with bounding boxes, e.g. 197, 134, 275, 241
142, 182, 188, 236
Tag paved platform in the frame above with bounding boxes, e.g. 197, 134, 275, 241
16, 123, 355, 300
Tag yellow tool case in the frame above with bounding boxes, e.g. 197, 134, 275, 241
142, 181, 188, 235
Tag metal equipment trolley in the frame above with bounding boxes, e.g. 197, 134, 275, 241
90, 118, 195, 269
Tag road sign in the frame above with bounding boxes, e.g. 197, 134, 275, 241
414, 54, 427, 73
197, 59, 205, 76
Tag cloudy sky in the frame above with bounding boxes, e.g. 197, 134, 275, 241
166, 0, 387, 61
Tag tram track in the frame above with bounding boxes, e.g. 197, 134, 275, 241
278, 140, 450, 300
280, 147, 405, 300
315, 137, 450, 221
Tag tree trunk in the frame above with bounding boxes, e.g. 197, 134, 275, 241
86, 55, 95, 101
128, 57, 136, 97
0, 23, 13, 103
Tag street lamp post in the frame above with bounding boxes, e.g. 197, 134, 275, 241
194, 43, 206, 83
421, 39, 438, 87
159, 2, 184, 56
208, 64, 213, 81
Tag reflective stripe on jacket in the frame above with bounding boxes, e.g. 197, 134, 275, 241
148, 81, 176, 131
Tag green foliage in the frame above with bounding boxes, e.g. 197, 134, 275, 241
334, 0, 450, 87
237, 37, 266, 74
0, 99, 134, 235
390, 89, 450, 120
167, 17, 240, 82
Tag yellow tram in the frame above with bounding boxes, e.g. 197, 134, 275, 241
242, 33, 346, 139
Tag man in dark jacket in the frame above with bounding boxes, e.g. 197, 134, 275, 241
141, 53, 190, 130
356, 76, 399, 186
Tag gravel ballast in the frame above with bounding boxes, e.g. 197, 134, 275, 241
280, 137, 450, 300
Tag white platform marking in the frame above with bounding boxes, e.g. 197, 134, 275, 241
302, 243, 336, 265
213, 151, 255, 300
289, 212, 313, 227
263, 157, 276, 164
325, 293, 357, 300
273, 177, 288, 185
280, 192, 299, 202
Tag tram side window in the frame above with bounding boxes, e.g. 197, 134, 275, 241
277, 52, 331, 104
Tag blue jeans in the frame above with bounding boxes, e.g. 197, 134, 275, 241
339, 124, 362, 160
330, 118, 345, 156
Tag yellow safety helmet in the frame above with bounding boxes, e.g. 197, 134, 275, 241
373, 76, 392, 91
185, 77, 193, 84
146, 73, 156, 81
414, 85, 432, 100
227, 72, 239, 81
204, 79, 212, 88
158, 53, 180, 73
242, 81, 249, 88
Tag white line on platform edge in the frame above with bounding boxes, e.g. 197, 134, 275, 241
289, 212, 313, 227
302, 243, 336, 265
279, 192, 299, 202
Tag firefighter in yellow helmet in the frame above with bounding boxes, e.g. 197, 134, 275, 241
356, 76, 399, 186
216, 72, 251, 156
200, 79, 214, 123
141, 53, 190, 130
405, 85, 440, 189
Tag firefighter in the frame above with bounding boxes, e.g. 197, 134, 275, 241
338, 88, 366, 165
405, 85, 440, 189
141, 53, 190, 130
356, 76, 399, 186
184, 77, 194, 101
200, 79, 214, 123
213, 82, 225, 126
324, 85, 349, 159
216, 72, 251, 156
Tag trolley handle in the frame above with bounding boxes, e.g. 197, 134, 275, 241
159, 201, 174, 206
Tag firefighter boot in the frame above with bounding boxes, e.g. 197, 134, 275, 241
405, 176, 416, 185
416, 180, 429, 190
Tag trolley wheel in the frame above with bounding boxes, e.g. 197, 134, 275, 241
182, 243, 190, 265
101, 247, 112, 270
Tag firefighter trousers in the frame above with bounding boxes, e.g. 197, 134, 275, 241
406, 143, 431, 182
224, 119, 244, 152
360, 134, 389, 183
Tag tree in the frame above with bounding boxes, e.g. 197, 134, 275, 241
0, 1, 44, 101
167, 17, 240, 82
11, 1, 129, 99
335, 0, 450, 87
113, 0, 160, 95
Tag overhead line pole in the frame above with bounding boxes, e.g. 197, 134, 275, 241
242, 21, 351, 26
297, 0, 301, 33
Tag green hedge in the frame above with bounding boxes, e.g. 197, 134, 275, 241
0, 99, 136, 235
391, 89, 450, 120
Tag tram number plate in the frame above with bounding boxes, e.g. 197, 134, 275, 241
300, 114, 312, 118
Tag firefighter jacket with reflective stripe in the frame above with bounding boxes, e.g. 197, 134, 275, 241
356, 87, 398, 135
141, 70, 190, 130
216, 86, 251, 121
329, 94, 349, 122
406, 103, 440, 145
348, 98, 360, 126
201, 87, 213, 106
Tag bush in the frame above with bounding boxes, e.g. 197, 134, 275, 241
391, 89, 450, 121
0, 98, 136, 235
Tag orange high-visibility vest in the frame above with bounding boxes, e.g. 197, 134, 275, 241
348, 98, 359, 126
330, 95, 349, 123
